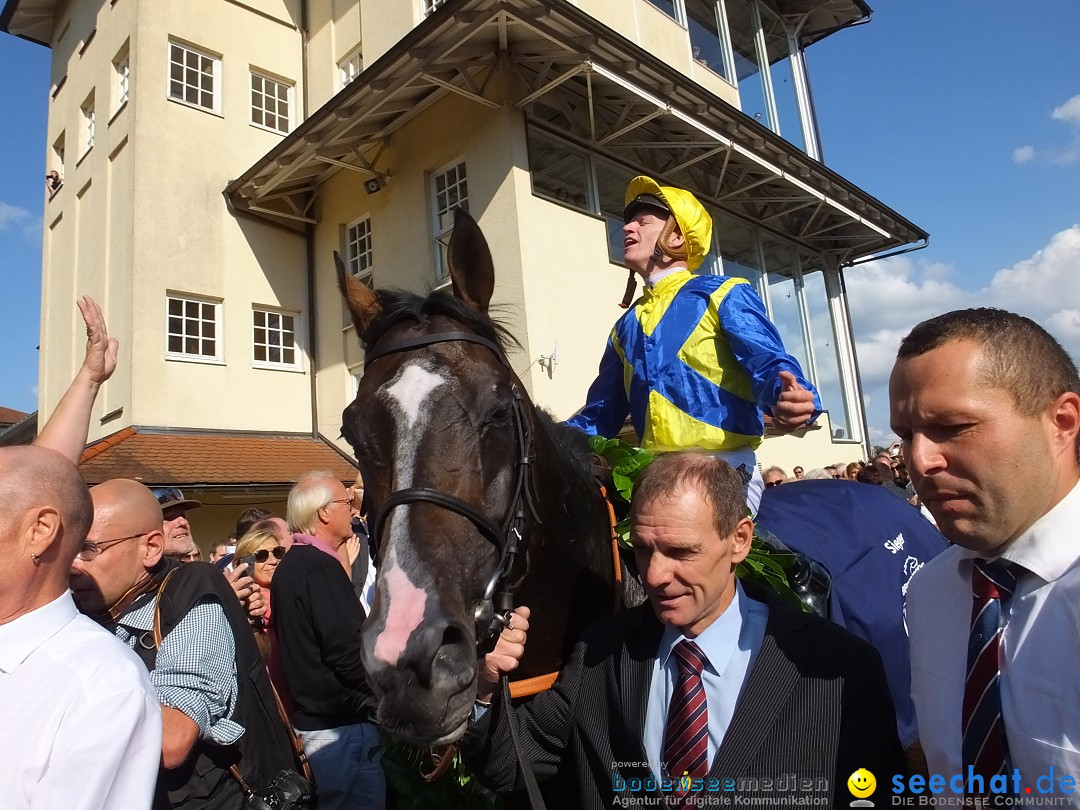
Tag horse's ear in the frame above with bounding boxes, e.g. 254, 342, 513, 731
447, 207, 494, 313
336, 251, 381, 341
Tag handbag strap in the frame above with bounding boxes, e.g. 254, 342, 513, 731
269, 677, 314, 781
151, 570, 312, 789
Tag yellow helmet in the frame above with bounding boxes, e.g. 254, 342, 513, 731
623, 176, 713, 271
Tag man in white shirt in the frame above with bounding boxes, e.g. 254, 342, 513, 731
0, 445, 161, 809
890, 308, 1080, 801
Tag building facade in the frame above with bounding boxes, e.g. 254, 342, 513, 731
3, 0, 926, 523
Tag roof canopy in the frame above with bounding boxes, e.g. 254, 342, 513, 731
0, 0, 55, 45
227, 0, 921, 266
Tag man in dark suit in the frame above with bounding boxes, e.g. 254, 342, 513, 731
466, 452, 903, 808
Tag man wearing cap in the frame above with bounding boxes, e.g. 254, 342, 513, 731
153, 487, 203, 561
567, 176, 820, 513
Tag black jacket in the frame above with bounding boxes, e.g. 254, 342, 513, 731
464, 588, 904, 809
132, 560, 297, 810
271, 544, 375, 731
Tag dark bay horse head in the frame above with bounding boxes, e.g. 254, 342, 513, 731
339, 209, 617, 746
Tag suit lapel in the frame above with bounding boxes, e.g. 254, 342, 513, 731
619, 607, 663, 761
708, 596, 809, 779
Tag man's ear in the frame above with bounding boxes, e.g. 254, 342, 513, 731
730, 517, 754, 566
26, 506, 62, 560
142, 529, 165, 567
1047, 391, 1080, 459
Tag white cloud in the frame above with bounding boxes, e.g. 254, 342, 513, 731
1051, 94, 1080, 126
850, 224, 1080, 443
1013, 145, 1036, 163
1015, 93, 1080, 166
0, 201, 31, 229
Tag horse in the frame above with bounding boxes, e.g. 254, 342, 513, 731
338, 208, 624, 747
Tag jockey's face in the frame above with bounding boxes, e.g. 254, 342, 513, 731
622, 210, 668, 276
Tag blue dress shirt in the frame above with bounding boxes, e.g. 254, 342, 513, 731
644, 580, 769, 781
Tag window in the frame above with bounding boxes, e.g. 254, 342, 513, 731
168, 41, 219, 113
645, 0, 681, 23
338, 48, 363, 89
250, 71, 292, 134
166, 294, 222, 361
113, 48, 130, 112
686, 0, 733, 82
80, 93, 95, 157
527, 128, 591, 210
52, 132, 65, 177
431, 160, 468, 281
252, 307, 299, 369
423, 0, 449, 15
346, 216, 374, 285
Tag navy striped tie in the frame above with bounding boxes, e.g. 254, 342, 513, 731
664, 640, 709, 801
963, 559, 1018, 791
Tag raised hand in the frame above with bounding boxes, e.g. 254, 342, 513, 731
76, 296, 118, 385
772, 370, 817, 432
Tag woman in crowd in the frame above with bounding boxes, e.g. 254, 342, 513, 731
234, 525, 291, 708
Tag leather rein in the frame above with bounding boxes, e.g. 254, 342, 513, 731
363, 330, 543, 652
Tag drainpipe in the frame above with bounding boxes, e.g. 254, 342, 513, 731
300, 0, 318, 439
306, 223, 319, 439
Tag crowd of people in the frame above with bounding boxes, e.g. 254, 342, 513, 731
762, 451, 919, 504
3, 176, 1079, 810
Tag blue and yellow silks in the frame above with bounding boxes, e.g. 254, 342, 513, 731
567, 270, 821, 453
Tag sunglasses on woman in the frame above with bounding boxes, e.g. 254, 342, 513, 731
251, 546, 286, 563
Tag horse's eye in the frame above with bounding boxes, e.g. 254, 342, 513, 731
485, 404, 512, 426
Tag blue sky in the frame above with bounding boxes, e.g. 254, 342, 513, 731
2, 1, 1079, 444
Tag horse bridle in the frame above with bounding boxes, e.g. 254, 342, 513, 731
363, 330, 542, 650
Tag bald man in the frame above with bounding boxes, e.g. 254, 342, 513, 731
0, 447, 160, 809
71, 479, 296, 809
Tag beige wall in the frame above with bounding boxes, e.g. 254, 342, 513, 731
39, 0, 313, 442
313, 91, 536, 450
757, 413, 864, 474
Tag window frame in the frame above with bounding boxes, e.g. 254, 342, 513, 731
249, 69, 293, 135
430, 158, 468, 284
338, 47, 363, 89
165, 293, 224, 364
79, 92, 95, 159
167, 39, 221, 115
422, 0, 449, 16
251, 305, 302, 371
112, 45, 130, 116
52, 132, 66, 180
345, 215, 374, 286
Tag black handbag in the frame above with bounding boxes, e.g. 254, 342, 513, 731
239, 768, 316, 810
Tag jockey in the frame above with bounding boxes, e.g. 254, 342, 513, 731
567, 176, 821, 514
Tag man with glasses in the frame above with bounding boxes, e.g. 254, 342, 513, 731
272, 471, 383, 810
71, 479, 297, 808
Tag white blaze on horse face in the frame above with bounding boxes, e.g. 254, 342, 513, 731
372, 361, 447, 665
374, 548, 428, 666
385, 364, 445, 430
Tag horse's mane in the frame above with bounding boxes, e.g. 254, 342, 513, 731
363, 288, 519, 353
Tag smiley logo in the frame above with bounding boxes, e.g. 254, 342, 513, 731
847, 768, 876, 798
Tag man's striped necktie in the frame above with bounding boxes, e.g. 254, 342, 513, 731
963, 558, 1019, 791
664, 640, 709, 802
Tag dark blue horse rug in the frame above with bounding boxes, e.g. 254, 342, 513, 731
755, 479, 948, 748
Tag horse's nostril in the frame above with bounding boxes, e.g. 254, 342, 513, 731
440, 624, 467, 651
